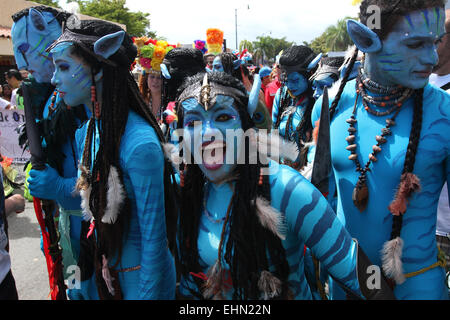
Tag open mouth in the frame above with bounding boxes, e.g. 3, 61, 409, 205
201, 140, 226, 171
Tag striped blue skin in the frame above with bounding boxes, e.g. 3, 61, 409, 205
312, 79, 450, 299
272, 86, 309, 142
74, 111, 176, 300
179, 161, 363, 299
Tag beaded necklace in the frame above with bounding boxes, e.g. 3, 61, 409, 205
347, 71, 412, 212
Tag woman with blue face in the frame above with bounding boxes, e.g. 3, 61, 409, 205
312, 0, 449, 300
47, 19, 178, 300
272, 45, 321, 172
173, 72, 395, 300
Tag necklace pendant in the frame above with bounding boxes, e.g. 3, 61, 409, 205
352, 181, 369, 213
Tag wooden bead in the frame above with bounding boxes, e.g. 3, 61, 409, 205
386, 119, 396, 127
348, 154, 358, 161
369, 153, 377, 162
348, 127, 356, 133
346, 118, 357, 124
346, 135, 356, 143
376, 135, 387, 144
346, 144, 357, 152
381, 128, 391, 136
372, 145, 382, 153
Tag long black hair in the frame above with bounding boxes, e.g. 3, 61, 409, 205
331, 0, 445, 256
176, 72, 290, 300
68, 20, 178, 269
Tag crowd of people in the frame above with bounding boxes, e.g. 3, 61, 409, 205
0, 0, 449, 301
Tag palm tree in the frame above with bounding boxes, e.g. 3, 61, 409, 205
239, 40, 254, 53
324, 17, 355, 52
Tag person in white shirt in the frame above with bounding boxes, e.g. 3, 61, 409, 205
429, 9, 450, 292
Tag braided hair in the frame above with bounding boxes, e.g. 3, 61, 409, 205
176, 72, 290, 300
12, 5, 72, 25
330, 0, 443, 271
69, 20, 178, 268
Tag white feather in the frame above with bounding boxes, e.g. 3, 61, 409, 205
255, 197, 287, 240
299, 159, 314, 181
162, 143, 183, 172
256, 131, 299, 162
258, 271, 282, 300
80, 186, 93, 222
101, 166, 126, 224
381, 237, 406, 284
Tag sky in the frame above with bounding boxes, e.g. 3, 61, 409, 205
120, 0, 361, 49
56, 0, 360, 49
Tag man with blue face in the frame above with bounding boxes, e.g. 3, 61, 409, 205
272, 45, 321, 171
11, 6, 89, 298
312, 0, 449, 299
310, 57, 345, 99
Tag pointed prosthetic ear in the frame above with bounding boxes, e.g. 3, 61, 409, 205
160, 63, 171, 79
347, 19, 382, 53
93, 31, 125, 59
233, 59, 244, 70
28, 8, 49, 34
307, 53, 323, 71
248, 74, 261, 117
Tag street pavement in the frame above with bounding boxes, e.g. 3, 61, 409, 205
6, 165, 49, 300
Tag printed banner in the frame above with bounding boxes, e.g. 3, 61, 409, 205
0, 109, 30, 164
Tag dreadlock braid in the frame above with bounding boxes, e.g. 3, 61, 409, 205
389, 88, 423, 240
329, 47, 359, 121
177, 73, 290, 300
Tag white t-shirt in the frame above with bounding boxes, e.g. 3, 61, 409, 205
429, 74, 450, 236
10, 89, 18, 108
429, 73, 450, 93
0, 97, 10, 109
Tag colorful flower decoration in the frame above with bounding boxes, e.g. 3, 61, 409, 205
193, 40, 207, 54
206, 28, 224, 55
133, 36, 177, 73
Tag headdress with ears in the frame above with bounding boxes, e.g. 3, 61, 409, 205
346, 19, 382, 53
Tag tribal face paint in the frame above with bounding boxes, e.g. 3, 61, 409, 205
50, 43, 93, 108
285, 71, 309, 96
182, 95, 242, 183
212, 56, 225, 72
367, 7, 445, 89
11, 12, 61, 83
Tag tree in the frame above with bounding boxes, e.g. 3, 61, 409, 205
308, 16, 357, 53
252, 35, 294, 65
239, 40, 254, 53
32, 0, 61, 7
324, 17, 355, 52
70, 0, 156, 37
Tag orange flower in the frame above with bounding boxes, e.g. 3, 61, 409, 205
206, 28, 224, 45
153, 45, 166, 60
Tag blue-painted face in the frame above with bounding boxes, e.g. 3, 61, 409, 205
312, 75, 336, 99
212, 57, 224, 72
182, 95, 242, 183
368, 7, 446, 89
50, 43, 94, 107
286, 72, 309, 96
11, 10, 62, 83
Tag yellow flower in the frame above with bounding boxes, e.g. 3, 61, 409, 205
156, 40, 168, 48
352, 0, 362, 5
151, 58, 163, 71
153, 46, 166, 60
133, 37, 148, 48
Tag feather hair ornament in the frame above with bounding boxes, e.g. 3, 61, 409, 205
162, 143, 183, 172
381, 237, 405, 284
202, 260, 225, 300
258, 270, 282, 300
388, 173, 421, 216
255, 197, 287, 240
77, 165, 93, 222
253, 130, 299, 162
101, 166, 126, 224
102, 254, 116, 296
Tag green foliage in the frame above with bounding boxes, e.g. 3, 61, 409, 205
31, 0, 61, 7
251, 35, 295, 64
307, 16, 358, 54
71, 0, 155, 37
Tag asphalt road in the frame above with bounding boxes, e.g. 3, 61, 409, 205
6, 166, 49, 300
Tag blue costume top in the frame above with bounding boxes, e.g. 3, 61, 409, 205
179, 161, 364, 299
312, 79, 450, 299
75, 110, 176, 300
